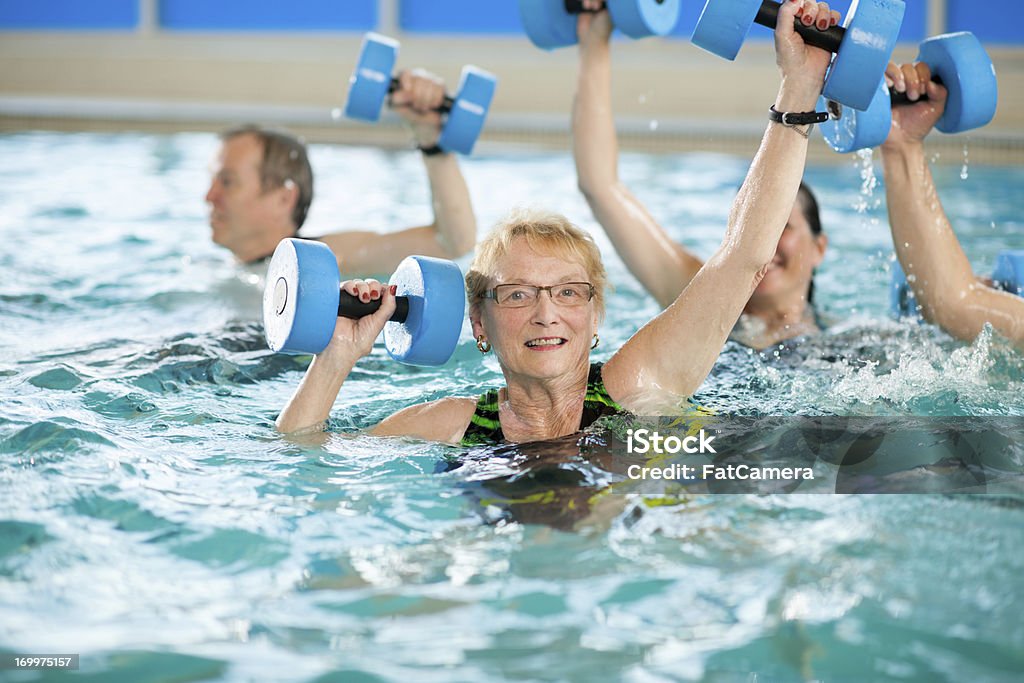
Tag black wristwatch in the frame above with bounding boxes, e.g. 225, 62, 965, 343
417, 144, 446, 156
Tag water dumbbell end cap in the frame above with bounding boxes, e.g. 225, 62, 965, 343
917, 32, 998, 135
609, 0, 681, 40
263, 239, 341, 354
385, 256, 466, 366
823, 0, 906, 112
437, 66, 498, 155
519, 0, 580, 50
691, 0, 761, 61
818, 79, 891, 153
344, 33, 400, 122
993, 250, 1024, 297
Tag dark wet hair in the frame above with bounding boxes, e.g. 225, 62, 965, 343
796, 181, 824, 305
220, 125, 314, 232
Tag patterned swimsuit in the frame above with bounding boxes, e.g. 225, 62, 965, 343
459, 362, 623, 447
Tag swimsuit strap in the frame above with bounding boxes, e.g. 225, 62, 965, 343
459, 363, 624, 447
460, 388, 504, 446
580, 362, 624, 429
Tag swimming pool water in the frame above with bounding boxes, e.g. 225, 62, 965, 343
1, 132, 1022, 681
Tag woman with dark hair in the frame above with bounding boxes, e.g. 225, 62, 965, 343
572, 1, 830, 350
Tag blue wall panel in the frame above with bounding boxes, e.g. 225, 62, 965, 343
159, 0, 376, 32
400, 0, 522, 34
5, 1, 1019, 45
0, 0, 138, 30
672, 0, 926, 44
947, 1, 1024, 44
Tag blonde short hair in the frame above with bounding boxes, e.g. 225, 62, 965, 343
466, 208, 608, 320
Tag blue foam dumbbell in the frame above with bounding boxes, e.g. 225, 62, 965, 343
692, 0, 905, 112
818, 80, 893, 154
889, 260, 920, 319
263, 239, 466, 366
343, 33, 497, 155
890, 250, 1024, 318
821, 31, 998, 154
519, 0, 680, 50
992, 250, 1024, 297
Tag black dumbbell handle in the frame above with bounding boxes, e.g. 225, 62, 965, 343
564, 0, 608, 13
890, 75, 945, 106
563, 0, 669, 14
756, 0, 845, 54
387, 78, 454, 115
338, 290, 410, 324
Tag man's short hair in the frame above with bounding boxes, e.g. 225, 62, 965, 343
220, 125, 314, 232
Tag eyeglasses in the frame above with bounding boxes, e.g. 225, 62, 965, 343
482, 282, 595, 308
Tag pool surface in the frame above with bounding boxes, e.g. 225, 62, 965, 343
1, 132, 1023, 681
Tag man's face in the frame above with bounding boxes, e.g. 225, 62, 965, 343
205, 133, 291, 255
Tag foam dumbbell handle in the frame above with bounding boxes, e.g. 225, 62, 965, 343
564, 0, 605, 14
754, 0, 844, 54
338, 290, 410, 324
889, 76, 945, 106
385, 78, 455, 115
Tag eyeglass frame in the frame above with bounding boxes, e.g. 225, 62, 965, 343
481, 281, 596, 308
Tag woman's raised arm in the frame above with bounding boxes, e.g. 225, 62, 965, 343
572, 5, 702, 308
604, 0, 841, 408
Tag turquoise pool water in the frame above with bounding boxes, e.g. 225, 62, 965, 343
1, 132, 1022, 682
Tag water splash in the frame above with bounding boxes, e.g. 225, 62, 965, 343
827, 325, 1006, 411
852, 149, 879, 214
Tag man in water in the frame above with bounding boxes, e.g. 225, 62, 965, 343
205, 69, 477, 272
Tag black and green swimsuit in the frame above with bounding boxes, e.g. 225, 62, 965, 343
460, 362, 624, 447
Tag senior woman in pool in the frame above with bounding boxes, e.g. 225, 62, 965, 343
275, 0, 838, 441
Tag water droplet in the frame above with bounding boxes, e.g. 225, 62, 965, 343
648, 120, 659, 131
331, 108, 342, 121
853, 148, 878, 213
638, 94, 647, 105
960, 141, 970, 180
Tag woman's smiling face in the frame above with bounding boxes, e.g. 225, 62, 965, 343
472, 237, 599, 383
751, 201, 827, 303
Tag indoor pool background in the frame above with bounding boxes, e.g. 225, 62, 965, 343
1, 132, 1022, 682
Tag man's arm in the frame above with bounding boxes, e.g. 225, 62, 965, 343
881, 63, 1024, 347
572, 6, 702, 308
